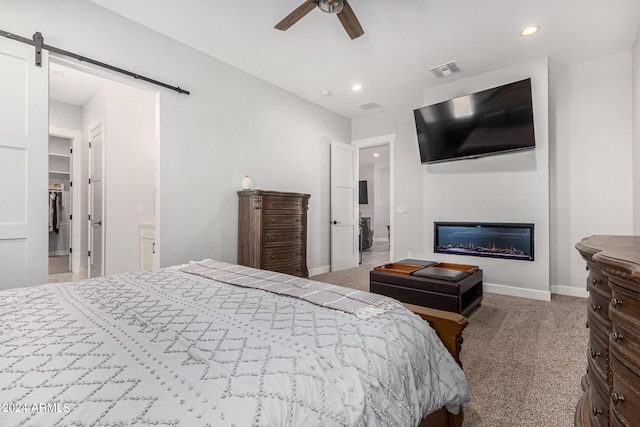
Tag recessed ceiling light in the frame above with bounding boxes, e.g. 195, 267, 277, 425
352, 83, 362, 91
519, 26, 539, 36
322, 90, 332, 97
373, 153, 379, 157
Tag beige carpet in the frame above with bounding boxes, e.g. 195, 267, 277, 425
311, 265, 588, 427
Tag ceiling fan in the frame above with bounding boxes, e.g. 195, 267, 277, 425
275, 0, 364, 40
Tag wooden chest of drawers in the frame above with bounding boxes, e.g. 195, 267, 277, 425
237, 190, 310, 277
575, 235, 640, 427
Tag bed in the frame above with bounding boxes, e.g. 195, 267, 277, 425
0, 260, 469, 426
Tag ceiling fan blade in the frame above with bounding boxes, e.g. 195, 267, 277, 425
337, 0, 364, 39
275, 1, 317, 31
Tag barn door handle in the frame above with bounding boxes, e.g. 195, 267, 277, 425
331, 221, 341, 225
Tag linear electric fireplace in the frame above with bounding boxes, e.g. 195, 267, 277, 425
434, 222, 534, 261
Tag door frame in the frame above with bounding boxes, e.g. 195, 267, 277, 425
88, 118, 106, 277
352, 133, 395, 263
49, 126, 82, 274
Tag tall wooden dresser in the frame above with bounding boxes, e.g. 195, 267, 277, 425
237, 190, 310, 277
575, 235, 640, 427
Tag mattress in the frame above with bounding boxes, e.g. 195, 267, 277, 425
0, 262, 469, 426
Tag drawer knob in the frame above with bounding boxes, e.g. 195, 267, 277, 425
589, 348, 601, 359
611, 298, 623, 308
590, 277, 600, 285
611, 332, 623, 342
590, 304, 601, 312
611, 392, 624, 405
590, 405, 601, 416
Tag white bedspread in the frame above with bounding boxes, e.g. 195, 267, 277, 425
0, 265, 469, 426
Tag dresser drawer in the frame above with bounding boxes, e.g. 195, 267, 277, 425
263, 213, 304, 228
588, 307, 611, 339
609, 280, 640, 325
263, 246, 304, 265
610, 406, 630, 427
262, 197, 306, 211
586, 263, 610, 294
589, 327, 610, 382
263, 230, 304, 246
610, 353, 640, 427
589, 377, 610, 427
609, 306, 640, 359
588, 281, 612, 324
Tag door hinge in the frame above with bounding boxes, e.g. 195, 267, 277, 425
88, 214, 91, 221
88, 250, 91, 257
70, 147, 73, 154
70, 181, 72, 187
89, 142, 92, 148
69, 247, 72, 253
69, 214, 72, 220
88, 178, 91, 184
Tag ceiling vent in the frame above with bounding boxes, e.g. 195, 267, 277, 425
429, 61, 461, 78
357, 101, 381, 110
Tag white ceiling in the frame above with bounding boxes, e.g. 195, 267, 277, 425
66, 0, 640, 118
50, 62, 107, 106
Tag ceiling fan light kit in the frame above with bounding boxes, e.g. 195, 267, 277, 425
275, 0, 364, 39
318, 0, 344, 14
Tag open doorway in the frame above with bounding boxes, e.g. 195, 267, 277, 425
353, 134, 395, 267
48, 60, 158, 282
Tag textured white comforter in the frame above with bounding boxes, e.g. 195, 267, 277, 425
0, 265, 469, 426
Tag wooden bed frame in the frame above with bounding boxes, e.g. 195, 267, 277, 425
403, 303, 469, 427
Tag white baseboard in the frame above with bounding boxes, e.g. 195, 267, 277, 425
483, 282, 551, 301
550, 285, 588, 298
309, 265, 331, 277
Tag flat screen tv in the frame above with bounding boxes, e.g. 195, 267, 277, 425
359, 180, 368, 204
413, 78, 535, 164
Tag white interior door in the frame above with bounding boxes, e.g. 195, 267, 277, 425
330, 141, 359, 272
89, 122, 105, 278
0, 38, 49, 290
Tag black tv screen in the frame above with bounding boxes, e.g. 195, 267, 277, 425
359, 180, 368, 204
414, 78, 535, 164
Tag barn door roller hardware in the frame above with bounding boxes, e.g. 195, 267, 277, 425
1, 29, 190, 95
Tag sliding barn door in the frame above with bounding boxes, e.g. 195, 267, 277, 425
0, 38, 49, 290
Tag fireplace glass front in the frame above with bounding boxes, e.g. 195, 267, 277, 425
434, 222, 534, 261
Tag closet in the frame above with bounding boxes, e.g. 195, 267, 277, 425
48, 136, 72, 272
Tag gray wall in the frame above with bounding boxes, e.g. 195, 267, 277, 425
5, 0, 350, 274
353, 52, 637, 298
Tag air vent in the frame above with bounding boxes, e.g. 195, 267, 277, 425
357, 101, 381, 110
429, 61, 461, 78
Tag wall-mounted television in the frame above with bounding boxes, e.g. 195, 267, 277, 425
413, 78, 535, 164
359, 180, 368, 204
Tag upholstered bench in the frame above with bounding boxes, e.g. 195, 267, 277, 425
370, 259, 483, 317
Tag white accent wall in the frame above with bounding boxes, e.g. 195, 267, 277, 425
421, 58, 550, 300
5, 0, 350, 277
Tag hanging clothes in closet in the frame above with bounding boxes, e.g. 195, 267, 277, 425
49, 187, 63, 234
